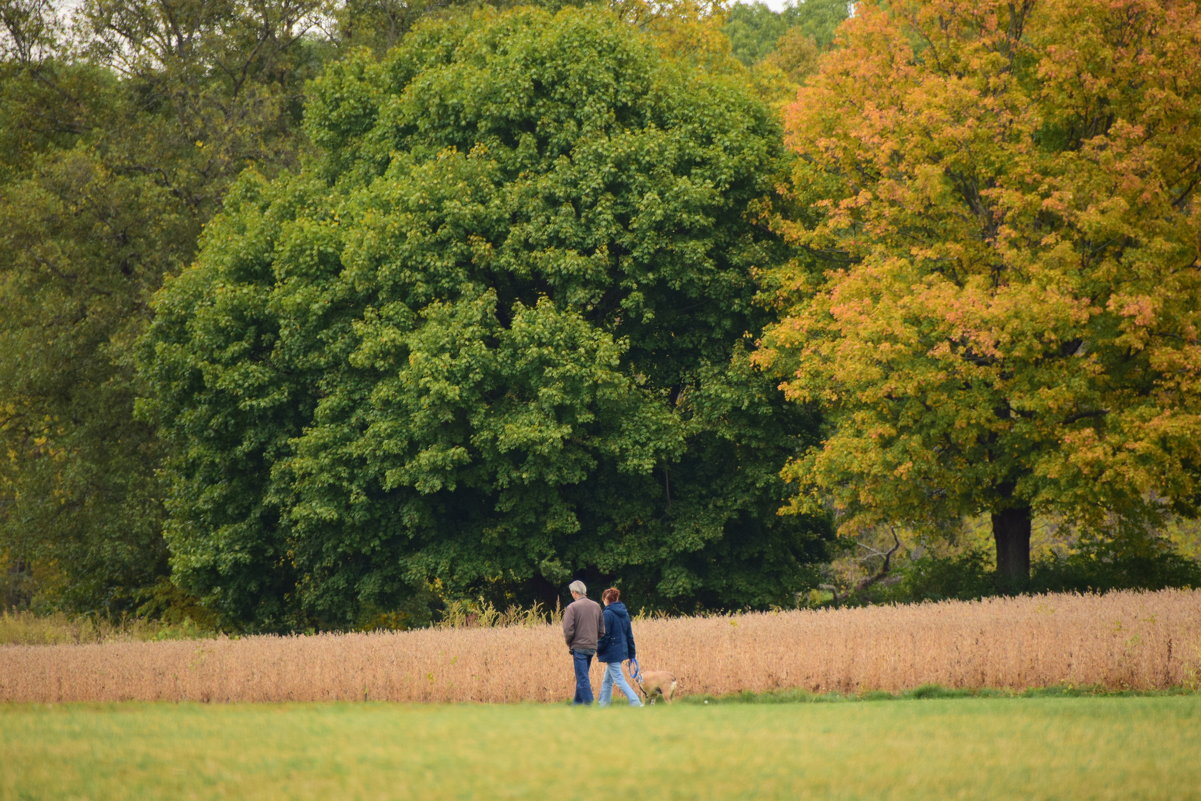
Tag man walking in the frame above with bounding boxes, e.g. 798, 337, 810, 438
562, 580, 605, 705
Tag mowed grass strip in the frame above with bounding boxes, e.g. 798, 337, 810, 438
2, 696, 1198, 801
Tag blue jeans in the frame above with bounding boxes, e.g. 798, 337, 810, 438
572, 650, 595, 705
598, 661, 642, 707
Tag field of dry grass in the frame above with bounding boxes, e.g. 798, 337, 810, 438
3, 589, 1198, 703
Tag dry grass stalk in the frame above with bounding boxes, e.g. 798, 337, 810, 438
2, 589, 1198, 703
0, 610, 210, 646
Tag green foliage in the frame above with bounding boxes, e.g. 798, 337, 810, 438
1030, 536, 1201, 596
0, 143, 182, 613
0, 0, 331, 617
723, 2, 790, 64
723, 0, 849, 66
0, 59, 115, 180
333, 0, 565, 54
872, 534, 1201, 605
141, 5, 830, 631
887, 550, 997, 603
0, 608, 216, 645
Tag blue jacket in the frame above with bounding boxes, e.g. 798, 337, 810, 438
596, 602, 636, 663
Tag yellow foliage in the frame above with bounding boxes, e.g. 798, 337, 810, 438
757, 0, 1201, 542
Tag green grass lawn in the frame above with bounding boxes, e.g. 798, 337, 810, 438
2, 696, 1198, 800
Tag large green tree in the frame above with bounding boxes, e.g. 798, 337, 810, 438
756, 0, 1201, 587
141, 5, 830, 630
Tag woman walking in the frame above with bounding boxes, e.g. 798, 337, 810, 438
596, 587, 643, 707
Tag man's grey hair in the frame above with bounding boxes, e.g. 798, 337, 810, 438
568, 580, 587, 596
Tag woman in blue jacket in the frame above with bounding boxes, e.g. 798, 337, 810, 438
596, 587, 643, 707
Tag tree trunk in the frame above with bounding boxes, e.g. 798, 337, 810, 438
991, 505, 1031, 591
3, 559, 32, 610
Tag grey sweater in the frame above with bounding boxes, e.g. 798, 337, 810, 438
562, 596, 605, 653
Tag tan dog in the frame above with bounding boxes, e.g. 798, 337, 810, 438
634, 670, 676, 704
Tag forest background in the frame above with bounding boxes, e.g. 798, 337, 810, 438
2, 0, 1199, 635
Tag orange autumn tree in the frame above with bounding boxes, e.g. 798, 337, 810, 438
756, 0, 1201, 586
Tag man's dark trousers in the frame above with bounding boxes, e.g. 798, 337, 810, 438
572, 650, 594, 705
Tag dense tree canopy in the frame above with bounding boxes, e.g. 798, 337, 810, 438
0, 0, 329, 613
140, 5, 830, 630
0, 0, 823, 623
8, 0, 1197, 625
756, 0, 1201, 585
723, 0, 848, 65
721, 0, 850, 94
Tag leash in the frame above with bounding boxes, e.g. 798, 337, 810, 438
626, 657, 642, 684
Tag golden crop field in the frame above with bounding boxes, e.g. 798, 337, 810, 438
2, 589, 1198, 703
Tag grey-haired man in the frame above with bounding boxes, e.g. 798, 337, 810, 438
562, 580, 605, 705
